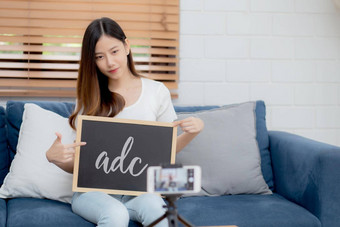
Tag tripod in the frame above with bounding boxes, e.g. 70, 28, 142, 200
147, 194, 195, 227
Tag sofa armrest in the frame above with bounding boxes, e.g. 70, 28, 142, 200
269, 130, 340, 226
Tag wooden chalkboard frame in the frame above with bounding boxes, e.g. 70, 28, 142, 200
72, 115, 177, 196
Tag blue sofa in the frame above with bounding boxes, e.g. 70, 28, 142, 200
0, 100, 339, 227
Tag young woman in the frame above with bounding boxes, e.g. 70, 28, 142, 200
46, 17, 204, 227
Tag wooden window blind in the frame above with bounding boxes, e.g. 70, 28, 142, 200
0, 0, 179, 98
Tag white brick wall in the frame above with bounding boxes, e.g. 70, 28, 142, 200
175, 0, 340, 147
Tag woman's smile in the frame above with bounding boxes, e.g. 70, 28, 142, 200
108, 68, 119, 74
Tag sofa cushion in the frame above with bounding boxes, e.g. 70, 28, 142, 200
0, 104, 75, 203
177, 194, 321, 227
174, 101, 274, 191
6, 198, 142, 227
6, 101, 75, 161
0, 106, 9, 186
176, 101, 272, 195
7, 198, 94, 227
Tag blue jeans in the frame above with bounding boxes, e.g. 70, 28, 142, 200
72, 191, 168, 227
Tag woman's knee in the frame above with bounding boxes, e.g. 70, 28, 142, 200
99, 204, 129, 227
141, 194, 168, 226
72, 191, 130, 227
126, 193, 167, 226
139, 193, 166, 209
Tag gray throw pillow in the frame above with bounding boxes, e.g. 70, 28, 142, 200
176, 101, 272, 196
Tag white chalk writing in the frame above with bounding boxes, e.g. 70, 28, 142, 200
95, 136, 148, 177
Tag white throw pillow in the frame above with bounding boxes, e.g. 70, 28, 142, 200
0, 104, 75, 203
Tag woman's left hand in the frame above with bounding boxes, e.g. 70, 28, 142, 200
173, 117, 204, 134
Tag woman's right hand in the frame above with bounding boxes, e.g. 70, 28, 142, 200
46, 132, 86, 173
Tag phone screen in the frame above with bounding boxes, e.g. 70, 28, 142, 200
153, 168, 195, 192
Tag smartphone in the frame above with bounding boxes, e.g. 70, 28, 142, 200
147, 165, 201, 195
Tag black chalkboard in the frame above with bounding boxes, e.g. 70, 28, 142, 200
72, 115, 177, 196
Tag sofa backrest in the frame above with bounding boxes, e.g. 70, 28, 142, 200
0, 106, 9, 185
3, 100, 274, 191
